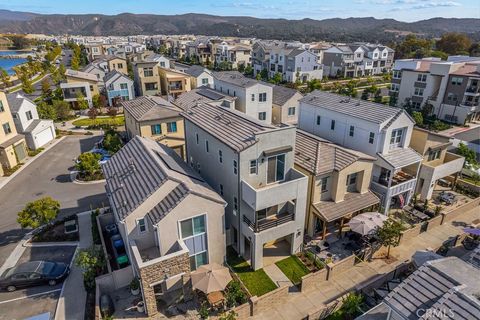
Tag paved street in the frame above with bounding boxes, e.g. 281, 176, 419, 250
0, 135, 108, 265
454, 126, 480, 145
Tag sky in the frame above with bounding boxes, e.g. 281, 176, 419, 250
0, 0, 479, 22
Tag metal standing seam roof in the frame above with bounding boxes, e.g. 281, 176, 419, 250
120, 96, 181, 122
313, 191, 380, 222
377, 147, 423, 169
299, 91, 405, 126
181, 102, 276, 152
272, 85, 301, 106
295, 130, 376, 176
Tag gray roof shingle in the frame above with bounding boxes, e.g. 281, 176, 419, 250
377, 147, 423, 169
272, 85, 301, 106
184, 65, 210, 78
174, 87, 235, 111
213, 71, 268, 88
6, 93, 34, 113
120, 96, 181, 122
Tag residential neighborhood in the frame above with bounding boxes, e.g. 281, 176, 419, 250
0, 3, 479, 320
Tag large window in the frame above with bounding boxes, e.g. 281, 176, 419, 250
267, 154, 285, 184
417, 74, 427, 82
428, 149, 441, 161
144, 82, 157, 91
120, 83, 128, 90
414, 87, 424, 96
167, 122, 177, 133
201, 78, 209, 85
258, 112, 266, 121
2, 123, 11, 135
150, 124, 162, 135
259, 92, 267, 102
26, 111, 33, 121
143, 67, 154, 77
180, 215, 208, 270
451, 77, 463, 86
390, 128, 404, 147
288, 107, 296, 116
330, 120, 335, 130
346, 173, 357, 189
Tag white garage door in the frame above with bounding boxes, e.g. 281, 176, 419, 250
35, 128, 54, 148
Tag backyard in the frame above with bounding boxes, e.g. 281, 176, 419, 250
275, 255, 310, 285
72, 115, 125, 127
226, 247, 277, 297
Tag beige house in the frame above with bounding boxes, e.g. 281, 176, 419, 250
159, 68, 192, 99
122, 96, 186, 159
294, 130, 380, 239
409, 127, 465, 200
103, 136, 226, 316
272, 85, 303, 125
0, 92, 27, 176
61, 69, 100, 108
133, 61, 161, 96
107, 56, 128, 75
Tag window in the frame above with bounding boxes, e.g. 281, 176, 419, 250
267, 154, 285, 184
417, 74, 427, 82
233, 197, 238, 215
143, 67, 153, 77
160, 61, 166, 67
2, 123, 11, 135
447, 93, 458, 102
369, 132, 375, 144
167, 122, 177, 133
25, 111, 33, 121
287, 107, 295, 116
196, 133, 199, 144
391, 83, 399, 92
0, 101, 4, 112
90, 85, 94, 92
258, 112, 266, 121
145, 82, 157, 91
201, 78, 209, 85
259, 92, 267, 102
218, 150, 223, 163
393, 70, 402, 79
150, 124, 162, 135
205, 140, 209, 152
219, 184, 224, 196
316, 115, 321, 125
330, 120, 335, 130
233, 160, 238, 175
180, 215, 208, 270
249, 160, 257, 175
137, 218, 147, 233
120, 83, 128, 90
117, 63, 123, 69
451, 77, 463, 86
251, 94, 255, 101
346, 173, 357, 186
349, 125, 354, 137
320, 177, 328, 193
428, 149, 441, 161
390, 128, 404, 146
414, 87, 424, 96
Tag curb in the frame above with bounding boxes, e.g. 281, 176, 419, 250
24, 241, 79, 247
70, 171, 106, 185
0, 136, 66, 191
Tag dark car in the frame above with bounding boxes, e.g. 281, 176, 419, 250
0, 261, 70, 292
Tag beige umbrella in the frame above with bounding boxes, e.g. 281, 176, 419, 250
348, 212, 388, 235
191, 263, 232, 294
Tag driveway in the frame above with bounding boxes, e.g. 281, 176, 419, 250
0, 135, 108, 265
0, 246, 76, 320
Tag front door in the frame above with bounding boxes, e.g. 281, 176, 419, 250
14, 142, 26, 161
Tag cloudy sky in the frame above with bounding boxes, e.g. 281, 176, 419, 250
1, 0, 478, 21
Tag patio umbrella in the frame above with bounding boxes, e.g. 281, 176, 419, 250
412, 250, 443, 268
463, 228, 480, 236
348, 212, 388, 235
191, 263, 232, 294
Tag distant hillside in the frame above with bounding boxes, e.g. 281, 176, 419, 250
0, 10, 478, 42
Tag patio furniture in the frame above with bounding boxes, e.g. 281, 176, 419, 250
191, 263, 232, 294
315, 240, 330, 253
410, 209, 429, 221
207, 291, 225, 309
439, 192, 456, 205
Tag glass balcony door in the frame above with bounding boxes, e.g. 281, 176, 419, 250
267, 154, 285, 184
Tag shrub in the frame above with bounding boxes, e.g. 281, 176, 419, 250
75, 152, 102, 181
225, 281, 247, 308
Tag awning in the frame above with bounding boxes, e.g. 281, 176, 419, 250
263, 145, 293, 157
377, 147, 422, 170
0, 134, 25, 149
313, 191, 380, 222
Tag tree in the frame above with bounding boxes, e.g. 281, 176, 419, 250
8, 35, 31, 50
107, 107, 118, 118
375, 218, 406, 259
58, 63, 66, 80
457, 143, 477, 166
259, 68, 268, 80
237, 63, 245, 73
76, 92, 89, 110
373, 89, 382, 103
412, 111, 424, 126
20, 75, 34, 94
395, 34, 433, 59
436, 33, 472, 55
244, 65, 253, 76
421, 102, 434, 119
87, 107, 99, 121
37, 101, 57, 120
71, 55, 80, 70
0, 67, 12, 88
17, 197, 60, 229
53, 100, 72, 121
75, 246, 105, 290
102, 130, 123, 154
41, 78, 52, 98
92, 94, 106, 109
307, 79, 322, 92
341, 292, 364, 320
76, 152, 102, 178
360, 90, 369, 100
270, 72, 282, 84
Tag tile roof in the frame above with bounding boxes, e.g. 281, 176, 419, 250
377, 147, 423, 169
384, 257, 480, 320
313, 191, 380, 222
300, 91, 404, 126
147, 183, 190, 224
272, 85, 301, 106
213, 71, 267, 88
181, 102, 276, 152
295, 130, 376, 176
65, 69, 99, 82
450, 63, 480, 76
120, 96, 181, 122
173, 87, 235, 111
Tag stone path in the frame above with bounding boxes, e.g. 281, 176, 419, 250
263, 264, 292, 287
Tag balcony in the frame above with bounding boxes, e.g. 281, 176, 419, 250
465, 86, 479, 95
241, 168, 307, 211
371, 171, 417, 197
168, 81, 184, 92
420, 152, 465, 182
243, 211, 295, 233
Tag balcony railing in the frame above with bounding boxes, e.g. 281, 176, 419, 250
465, 86, 479, 94
243, 212, 295, 233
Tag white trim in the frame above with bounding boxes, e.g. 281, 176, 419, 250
136, 218, 148, 234
266, 153, 286, 185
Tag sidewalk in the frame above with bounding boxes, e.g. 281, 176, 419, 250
55, 211, 93, 320
264, 264, 292, 288
251, 206, 480, 320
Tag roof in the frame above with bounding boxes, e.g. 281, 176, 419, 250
295, 130, 376, 176
313, 191, 380, 222
287, 48, 308, 58
65, 69, 99, 82
6, 93, 35, 113
384, 257, 480, 320
450, 63, 480, 76
300, 91, 406, 127
174, 87, 235, 111
0, 134, 25, 149
102, 136, 224, 222
104, 70, 131, 84
24, 119, 43, 133
184, 65, 210, 78
181, 102, 276, 152
121, 96, 181, 122
377, 147, 423, 169
213, 71, 268, 89
272, 85, 301, 106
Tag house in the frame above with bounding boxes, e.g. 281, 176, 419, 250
294, 130, 379, 238
213, 71, 273, 123
6, 93, 56, 150
121, 96, 185, 158
174, 87, 236, 111
133, 61, 161, 96
182, 102, 308, 270
183, 65, 214, 89
82, 64, 106, 88
158, 68, 192, 99
298, 91, 422, 213
409, 127, 465, 200
102, 136, 226, 316
143, 52, 171, 69
104, 70, 135, 106
84, 43, 105, 61
358, 257, 480, 320
391, 57, 480, 124
271, 85, 303, 125
61, 69, 100, 108
0, 92, 27, 176
284, 48, 323, 83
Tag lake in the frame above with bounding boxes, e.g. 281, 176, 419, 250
0, 51, 30, 75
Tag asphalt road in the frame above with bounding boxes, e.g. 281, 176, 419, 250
454, 126, 480, 145
0, 135, 108, 265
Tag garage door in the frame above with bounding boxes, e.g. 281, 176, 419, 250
35, 128, 54, 148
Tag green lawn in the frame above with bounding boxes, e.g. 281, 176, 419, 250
275, 255, 310, 285
72, 115, 125, 127
226, 247, 277, 297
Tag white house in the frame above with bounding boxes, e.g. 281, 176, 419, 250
184, 65, 214, 89
6, 93, 56, 150
104, 70, 135, 106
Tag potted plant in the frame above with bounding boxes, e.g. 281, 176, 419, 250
137, 301, 145, 313
130, 278, 140, 296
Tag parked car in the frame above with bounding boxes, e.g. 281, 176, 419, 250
0, 261, 70, 292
